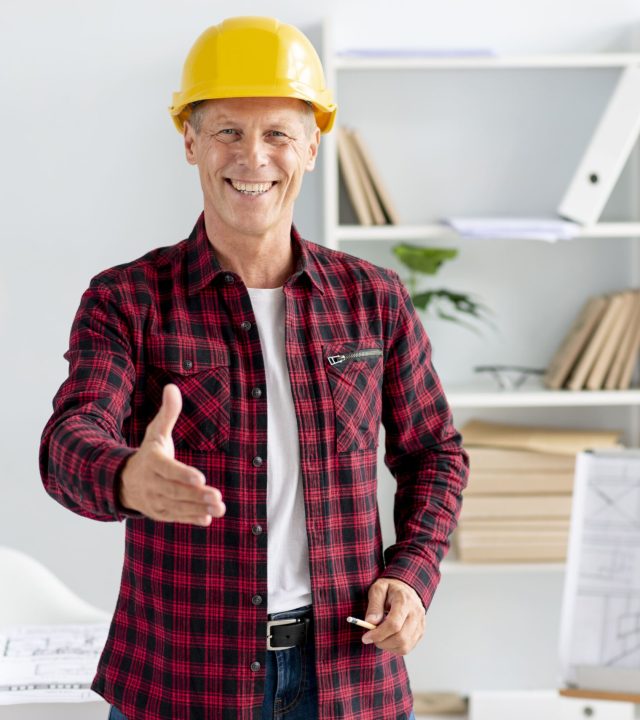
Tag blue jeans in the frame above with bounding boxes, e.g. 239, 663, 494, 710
108, 606, 415, 719
261, 604, 319, 719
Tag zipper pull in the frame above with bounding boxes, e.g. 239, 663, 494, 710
328, 355, 346, 366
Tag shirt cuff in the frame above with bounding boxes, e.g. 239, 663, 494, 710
92, 445, 143, 521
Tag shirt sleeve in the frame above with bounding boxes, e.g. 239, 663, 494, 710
380, 273, 469, 611
39, 280, 142, 522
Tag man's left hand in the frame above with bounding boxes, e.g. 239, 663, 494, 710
361, 578, 425, 655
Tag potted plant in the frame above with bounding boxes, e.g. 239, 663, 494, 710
392, 243, 493, 334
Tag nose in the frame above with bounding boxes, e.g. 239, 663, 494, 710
236, 134, 269, 170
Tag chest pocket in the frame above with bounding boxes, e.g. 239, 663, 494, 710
146, 334, 230, 452
324, 341, 384, 453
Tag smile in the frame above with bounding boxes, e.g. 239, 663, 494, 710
226, 179, 276, 196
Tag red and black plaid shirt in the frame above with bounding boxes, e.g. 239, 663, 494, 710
40, 213, 468, 720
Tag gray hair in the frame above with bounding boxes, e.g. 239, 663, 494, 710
186, 99, 317, 137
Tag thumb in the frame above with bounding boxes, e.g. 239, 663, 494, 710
148, 383, 182, 444
365, 580, 387, 625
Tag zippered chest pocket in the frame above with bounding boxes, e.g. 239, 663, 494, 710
324, 342, 384, 453
145, 335, 231, 452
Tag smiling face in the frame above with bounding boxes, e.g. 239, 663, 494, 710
183, 97, 320, 241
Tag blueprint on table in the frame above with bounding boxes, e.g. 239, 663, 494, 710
0, 623, 109, 704
559, 450, 640, 693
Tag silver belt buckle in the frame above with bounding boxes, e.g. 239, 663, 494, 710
266, 618, 298, 651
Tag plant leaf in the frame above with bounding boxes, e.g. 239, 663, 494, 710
393, 243, 458, 275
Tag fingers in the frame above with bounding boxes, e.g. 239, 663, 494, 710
153, 450, 205, 486
361, 579, 425, 655
147, 479, 226, 523
149, 497, 225, 526
364, 581, 387, 626
146, 384, 182, 444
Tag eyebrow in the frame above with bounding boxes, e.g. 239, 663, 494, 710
210, 116, 300, 129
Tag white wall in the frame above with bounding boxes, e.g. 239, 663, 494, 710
1, 0, 640, 696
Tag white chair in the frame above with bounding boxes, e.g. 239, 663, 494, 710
0, 546, 111, 720
0, 546, 110, 627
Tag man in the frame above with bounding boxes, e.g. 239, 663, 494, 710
39, 16, 468, 720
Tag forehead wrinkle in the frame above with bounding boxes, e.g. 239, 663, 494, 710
207, 113, 304, 130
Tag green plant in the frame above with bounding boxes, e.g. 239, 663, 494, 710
392, 243, 493, 334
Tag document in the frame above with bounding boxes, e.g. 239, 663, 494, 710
445, 217, 580, 242
559, 451, 640, 694
0, 623, 109, 704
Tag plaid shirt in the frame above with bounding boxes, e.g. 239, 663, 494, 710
40, 213, 468, 720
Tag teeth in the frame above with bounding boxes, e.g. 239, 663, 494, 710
230, 180, 274, 195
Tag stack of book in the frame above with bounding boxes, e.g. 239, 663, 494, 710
455, 419, 623, 563
337, 126, 400, 226
544, 289, 640, 391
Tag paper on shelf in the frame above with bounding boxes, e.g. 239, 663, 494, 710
445, 217, 580, 242
0, 623, 109, 704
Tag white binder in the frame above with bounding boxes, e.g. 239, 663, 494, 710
558, 64, 640, 226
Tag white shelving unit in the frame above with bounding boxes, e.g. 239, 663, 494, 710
321, 22, 640, 701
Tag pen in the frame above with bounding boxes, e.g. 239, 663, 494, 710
346, 616, 377, 631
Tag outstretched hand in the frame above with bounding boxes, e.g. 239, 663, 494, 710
119, 384, 225, 525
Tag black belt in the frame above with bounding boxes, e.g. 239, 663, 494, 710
266, 617, 310, 650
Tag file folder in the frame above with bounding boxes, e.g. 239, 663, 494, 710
558, 64, 640, 226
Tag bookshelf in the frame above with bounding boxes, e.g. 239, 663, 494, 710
336, 222, 640, 242
445, 383, 640, 408
334, 53, 640, 70
320, 21, 640, 700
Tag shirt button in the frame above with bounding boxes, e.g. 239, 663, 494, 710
252, 456, 263, 467
250, 661, 261, 672
224, 274, 235, 284
183, 359, 193, 371
240, 320, 252, 331
252, 524, 263, 536
251, 594, 263, 606
251, 387, 262, 399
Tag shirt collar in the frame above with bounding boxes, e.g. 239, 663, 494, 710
185, 212, 324, 296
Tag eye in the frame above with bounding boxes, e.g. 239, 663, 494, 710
216, 129, 239, 142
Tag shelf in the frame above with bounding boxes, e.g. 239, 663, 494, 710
441, 561, 565, 574
336, 223, 640, 242
444, 383, 640, 408
334, 53, 640, 70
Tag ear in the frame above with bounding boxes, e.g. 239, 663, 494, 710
305, 127, 321, 172
184, 122, 198, 166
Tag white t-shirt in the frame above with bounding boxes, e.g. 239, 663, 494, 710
246, 286, 312, 614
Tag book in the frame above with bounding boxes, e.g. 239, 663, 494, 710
457, 529, 569, 545
466, 447, 577, 472
348, 127, 400, 224
455, 517, 572, 563
464, 471, 575, 496
460, 494, 573, 520
458, 518, 571, 532
337, 126, 373, 224
604, 290, 640, 389
461, 419, 622, 456
616, 291, 640, 389
565, 293, 627, 391
585, 290, 636, 390
457, 539, 568, 563
346, 128, 387, 225
544, 294, 608, 389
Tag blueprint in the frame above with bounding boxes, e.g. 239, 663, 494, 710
0, 623, 109, 704
559, 451, 640, 693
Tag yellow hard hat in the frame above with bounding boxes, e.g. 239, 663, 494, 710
169, 17, 337, 134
